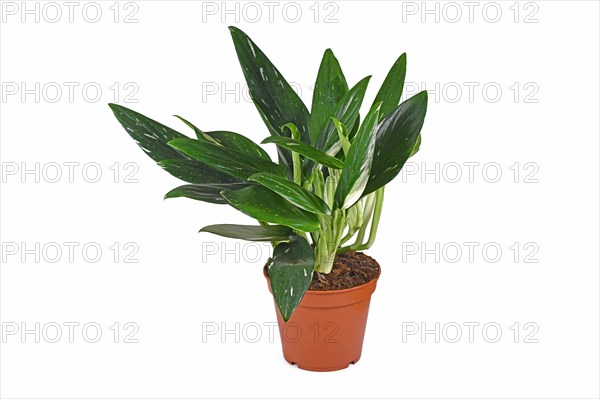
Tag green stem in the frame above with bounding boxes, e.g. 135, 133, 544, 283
292, 151, 301, 185
354, 193, 375, 245
314, 208, 345, 273
291, 150, 302, 188
325, 174, 336, 210
338, 188, 384, 253
313, 168, 324, 199
338, 193, 373, 253
339, 230, 354, 246
354, 188, 384, 251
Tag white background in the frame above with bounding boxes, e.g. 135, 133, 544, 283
1, 1, 599, 398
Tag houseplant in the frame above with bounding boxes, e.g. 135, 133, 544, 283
109, 26, 427, 371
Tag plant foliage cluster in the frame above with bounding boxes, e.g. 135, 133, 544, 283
109, 27, 427, 321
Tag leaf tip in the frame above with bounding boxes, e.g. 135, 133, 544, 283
108, 103, 122, 113
415, 90, 429, 106
163, 191, 174, 200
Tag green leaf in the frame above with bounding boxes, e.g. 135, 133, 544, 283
248, 172, 331, 215
158, 159, 239, 184
331, 118, 351, 156
262, 136, 343, 169
409, 134, 421, 158
204, 131, 271, 161
173, 115, 207, 141
168, 138, 285, 180
174, 115, 271, 161
310, 49, 349, 144
348, 112, 361, 141
364, 91, 428, 195
268, 236, 315, 322
373, 53, 407, 120
109, 103, 190, 162
229, 26, 310, 175
165, 183, 249, 204
221, 185, 320, 232
315, 76, 371, 155
253, 101, 293, 178
335, 102, 381, 209
200, 224, 294, 242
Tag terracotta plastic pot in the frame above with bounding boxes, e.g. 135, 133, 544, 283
264, 266, 380, 372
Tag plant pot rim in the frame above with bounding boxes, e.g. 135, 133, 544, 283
262, 264, 381, 295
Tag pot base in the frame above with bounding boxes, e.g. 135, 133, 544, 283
286, 356, 362, 372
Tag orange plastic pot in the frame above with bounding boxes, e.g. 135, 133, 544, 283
264, 266, 380, 372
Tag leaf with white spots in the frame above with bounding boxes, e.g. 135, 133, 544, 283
310, 49, 349, 144
168, 138, 286, 181
164, 183, 249, 204
158, 159, 239, 185
268, 236, 315, 322
202, 131, 272, 161
109, 103, 191, 162
314, 76, 371, 156
372, 53, 407, 120
220, 185, 320, 232
261, 136, 343, 170
229, 26, 310, 175
174, 115, 272, 162
364, 91, 428, 195
110, 105, 243, 186
248, 172, 331, 215
335, 102, 381, 209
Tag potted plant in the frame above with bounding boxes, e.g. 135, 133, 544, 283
109, 26, 427, 371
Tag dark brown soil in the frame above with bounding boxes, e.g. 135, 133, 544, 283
309, 251, 381, 291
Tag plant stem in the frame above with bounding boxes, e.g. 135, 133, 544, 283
337, 188, 384, 253
339, 230, 354, 246
337, 193, 373, 253
354, 187, 384, 251
293, 152, 301, 185
314, 208, 345, 273
290, 127, 302, 185
313, 168, 324, 199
